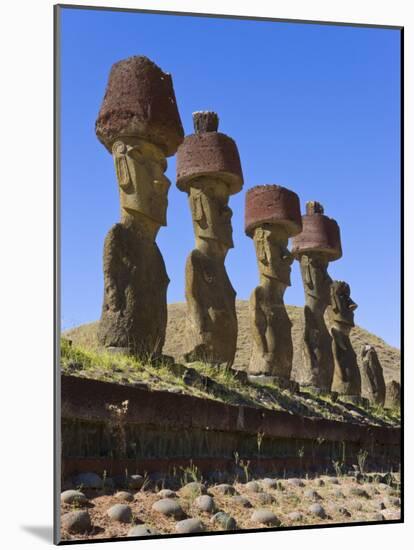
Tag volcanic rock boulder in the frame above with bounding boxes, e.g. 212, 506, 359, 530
96, 56, 183, 359
176, 111, 243, 368
360, 344, 386, 406
385, 380, 401, 409
329, 281, 361, 397
292, 201, 342, 391
245, 185, 302, 381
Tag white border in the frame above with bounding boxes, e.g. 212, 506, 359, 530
0, 1, 409, 549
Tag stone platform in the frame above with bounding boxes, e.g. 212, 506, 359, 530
61, 375, 400, 479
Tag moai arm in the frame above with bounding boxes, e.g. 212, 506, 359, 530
185, 252, 211, 336
101, 225, 128, 313
250, 287, 268, 354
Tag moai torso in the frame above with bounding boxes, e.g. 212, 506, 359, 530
292, 202, 342, 391
177, 112, 243, 368
245, 185, 302, 381
360, 345, 386, 406
329, 281, 361, 397
95, 56, 183, 359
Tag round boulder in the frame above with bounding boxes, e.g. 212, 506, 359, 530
215, 483, 236, 495
308, 503, 326, 518
244, 481, 262, 493
61, 511, 92, 534
287, 478, 305, 488
61, 490, 88, 506
231, 495, 252, 508
128, 524, 159, 537
152, 498, 185, 519
115, 491, 134, 502
211, 512, 237, 530
194, 495, 216, 513
157, 489, 176, 499
180, 481, 206, 497
72, 472, 102, 490
107, 504, 133, 523
251, 509, 281, 526
175, 518, 205, 534
287, 511, 303, 522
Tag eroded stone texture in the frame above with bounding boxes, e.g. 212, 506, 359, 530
385, 380, 401, 409
292, 202, 342, 391
360, 345, 386, 406
96, 56, 183, 359
176, 112, 243, 367
329, 281, 361, 397
245, 185, 301, 381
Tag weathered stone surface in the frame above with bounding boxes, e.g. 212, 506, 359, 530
96, 56, 184, 156
177, 113, 242, 367
107, 504, 133, 523
115, 491, 134, 502
215, 483, 236, 495
386, 380, 401, 408
258, 492, 276, 505
261, 478, 278, 490
287, 511, 303, 521
128, 474, 145, 490
245, 186, 300, 381
152, 498, 184, 518
61, 490, 88, 505
72, 472, 102, 489
386, 496, 401, 507
360, 345, 386, 406
349, 487, 370, 498
61, 511, 92, 534
304, 489, 322, 501
194, 494, 216, 513
329, 281, 361, 397
177, 112, 243, 195
231, 495, 252, 507
291, 202, 342, 391
175, 518, 205, 534
245, 185, 302, 238
291, 201, 342, 260
287, 478, 305, 487
157, 489, 176, 499
211, 512, 237, 530
244, 481, 262, 493
96, 57, 182, 360
308, 503, 326, 518
251, 509, 281, 526
127, 524, 159, 537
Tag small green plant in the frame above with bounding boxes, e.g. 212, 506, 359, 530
180, 461, 202, 485
240, 459, 251, 483
332, 459, 344, 478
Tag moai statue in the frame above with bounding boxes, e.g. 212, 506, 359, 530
176, 111, 243, 368
244, 185, 302, 383
291, 201, 342, 392
95, 56, 184, 359
385, 380, 401, 409
329, 280, 362, 398
360, 345, 386, 406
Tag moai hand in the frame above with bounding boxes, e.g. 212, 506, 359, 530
245, 185, 302, 383
176, 112, 243, 367
292, 201, 342, 391
95, 56, 184, 359
360, 345, 386, 406
329, 280, 361, 397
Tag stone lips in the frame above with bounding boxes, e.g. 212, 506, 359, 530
95, 56, 184, 156
176, 132, 243, 194
244, 185, 302, 237
292, 214, 342, 261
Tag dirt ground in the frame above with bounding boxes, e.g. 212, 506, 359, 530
60, 472, 401, 541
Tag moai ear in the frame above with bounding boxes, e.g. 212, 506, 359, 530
255, 229, 269, 265
303, 256, 314, 289
190, 190, 206, 223
113, 141, 132, 190
330, 284, 341, 313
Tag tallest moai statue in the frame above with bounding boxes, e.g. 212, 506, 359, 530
95, 56, 184, 359
176, 112, 243, 368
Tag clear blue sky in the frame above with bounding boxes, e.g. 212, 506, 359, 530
59, 7, 401, 348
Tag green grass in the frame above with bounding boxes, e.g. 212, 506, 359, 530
60, 338, 399, 428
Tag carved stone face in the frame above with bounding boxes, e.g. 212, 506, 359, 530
253, 225, 293, 286
330, 281, 358, 327
188, 178, 233, 250
300, 254, 332, 306
112, 139, 170, 226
